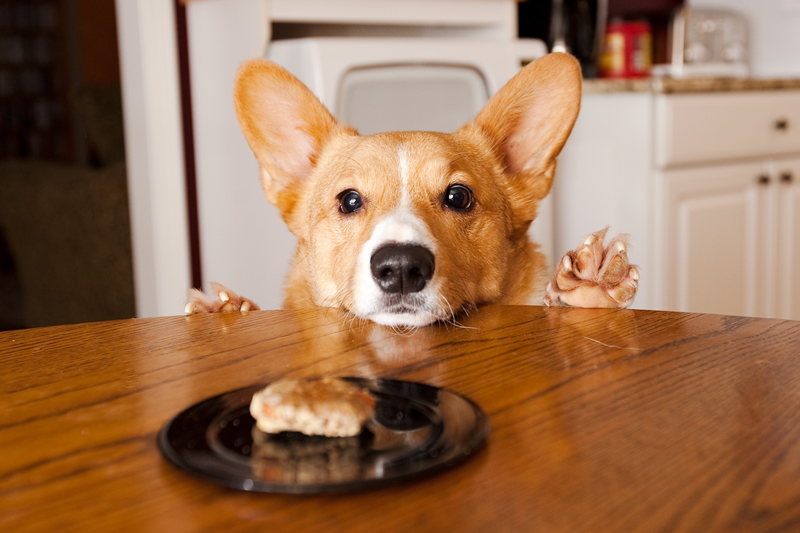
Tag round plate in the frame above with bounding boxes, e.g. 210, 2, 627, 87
157, 377, 489, 493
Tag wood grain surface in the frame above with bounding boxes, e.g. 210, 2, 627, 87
2, 305, 800, 532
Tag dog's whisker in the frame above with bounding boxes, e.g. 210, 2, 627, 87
433, 294, 473, 331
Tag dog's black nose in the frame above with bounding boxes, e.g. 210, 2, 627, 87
370, 244, 435, 295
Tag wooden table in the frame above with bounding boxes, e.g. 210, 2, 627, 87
2, 305, 800, 532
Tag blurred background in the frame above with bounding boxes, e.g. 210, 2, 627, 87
0, 0, 130, 330
1, 0, 799, 330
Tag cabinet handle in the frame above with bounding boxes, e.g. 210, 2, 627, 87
775, 118, 790, 131
781, 172, 794, 183
758, 174, 771, 185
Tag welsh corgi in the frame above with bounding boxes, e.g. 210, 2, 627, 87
186, 53, 638, 327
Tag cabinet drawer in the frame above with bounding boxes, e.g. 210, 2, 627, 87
655, 91, 800, 167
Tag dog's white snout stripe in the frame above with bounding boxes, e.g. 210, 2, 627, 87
349, 144, 445, 326
367, 208, 436, 251
380, 219, 418, 244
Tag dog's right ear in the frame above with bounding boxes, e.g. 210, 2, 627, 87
234, 59, 344, 229
464, 52, 582, 226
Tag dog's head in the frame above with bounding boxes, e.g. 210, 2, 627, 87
234, 53, 581, 327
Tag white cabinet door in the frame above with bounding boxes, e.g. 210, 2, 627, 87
774, 158, 800, 320
658, 162, 768, 316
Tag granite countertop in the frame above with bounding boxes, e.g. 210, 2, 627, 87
583, 77, 800, 94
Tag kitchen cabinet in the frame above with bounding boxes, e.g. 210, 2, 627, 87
776, 159, 800, 319
656, 161, 762, 317
554, 85, 800, 319
656, 157, 799, 319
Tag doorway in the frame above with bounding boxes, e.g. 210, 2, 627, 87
0, 0, 134, 329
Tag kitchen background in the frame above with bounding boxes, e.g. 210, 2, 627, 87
1, 0, 799, 330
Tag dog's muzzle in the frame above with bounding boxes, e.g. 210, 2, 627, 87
370, 243, 435, 295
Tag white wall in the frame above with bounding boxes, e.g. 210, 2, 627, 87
553, 93, 655, 310
186, 0, 293, 311
688, 0, 800, 77
115, 0, 191, 318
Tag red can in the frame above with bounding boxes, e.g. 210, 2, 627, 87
599, 20, 652, 78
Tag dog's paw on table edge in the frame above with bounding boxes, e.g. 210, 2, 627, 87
185, 282, 260, 314
543, 227, 639, 309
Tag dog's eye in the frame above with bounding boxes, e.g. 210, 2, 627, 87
444, 184, 474, 212
338, 189, 363, 214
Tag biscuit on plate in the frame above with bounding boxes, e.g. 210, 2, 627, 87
250, 378, 375, 437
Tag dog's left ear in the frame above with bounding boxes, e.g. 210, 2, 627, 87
463, 52, 581, 218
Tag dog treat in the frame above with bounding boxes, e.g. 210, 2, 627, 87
250, 378, 375, 437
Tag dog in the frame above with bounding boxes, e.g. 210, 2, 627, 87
185, 53, 639, 327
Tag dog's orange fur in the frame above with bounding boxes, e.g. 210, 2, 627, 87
187, 53, 639, 324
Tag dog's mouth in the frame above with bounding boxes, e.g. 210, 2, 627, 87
359, 294, 446, 328
383, 303, 416, 314
380, 293, 425, 311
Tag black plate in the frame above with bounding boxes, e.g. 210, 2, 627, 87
157, 377, 489, 493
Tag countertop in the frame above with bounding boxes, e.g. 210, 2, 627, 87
583, 76, 800, 94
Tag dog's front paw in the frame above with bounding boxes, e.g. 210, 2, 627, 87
185, 282, 260, 314
543, 228, 639, 309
